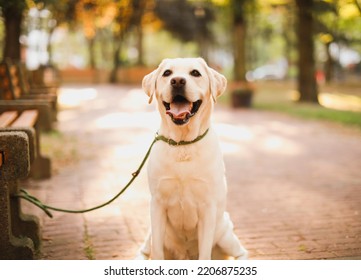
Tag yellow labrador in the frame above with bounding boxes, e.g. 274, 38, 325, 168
136, 58, 248, 260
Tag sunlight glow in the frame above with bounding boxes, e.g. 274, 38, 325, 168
215, 123, 254, 142
260, 135, 301, 156
289, 90, 361, 112
319, 92, 361, 112
94, 112, 159, 130
58, 87, 98, 108
215, 123, 254, 154
215, 121, 302, 157
120, 89, 150, 110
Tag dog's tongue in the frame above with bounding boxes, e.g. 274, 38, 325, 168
166, 102, 192, 120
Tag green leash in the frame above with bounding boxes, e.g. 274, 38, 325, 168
17, 129, 209, 218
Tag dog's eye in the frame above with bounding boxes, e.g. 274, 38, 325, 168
163, 70, 172, 77
190, 70, 201, 77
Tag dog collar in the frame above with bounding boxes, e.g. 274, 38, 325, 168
155, 128, 209, 146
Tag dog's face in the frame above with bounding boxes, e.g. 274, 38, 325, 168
143, 58, 227, 126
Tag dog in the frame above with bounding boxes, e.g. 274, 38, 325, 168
136, 57, 248, 260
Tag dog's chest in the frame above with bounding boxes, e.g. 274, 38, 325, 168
149, 145, 209, 218
148, 137, 225, 227
167, 185, 199, 232
175, 148, 192, 162
148, 141, 223, 198
164, 144, 194, 162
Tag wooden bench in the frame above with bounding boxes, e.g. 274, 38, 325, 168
0, 131, 40, 259
0, 100, 53, 132
22, 63, 60, 95
0, 110, 51, 179
0, 110, 38, 127
0, 61, 57, 122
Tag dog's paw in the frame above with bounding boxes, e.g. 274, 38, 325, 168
134, 252, 150, 260
235, 249, 248, 260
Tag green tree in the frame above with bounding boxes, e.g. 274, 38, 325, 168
315, 0, 361, 82
0, 0, 75, 62
110, 0, 150, 82
0, 0, 27, 60
154, 0, 215, 60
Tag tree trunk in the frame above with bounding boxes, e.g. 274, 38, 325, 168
233, 13, 247, 81
295, 0, 319, 103
136, 25, 144, 66
3, 5, 23, 60
282, 4, 295, 80
88, 37, 96, 69
110, 36, 122, 83
324, 42, 334, 83
198, 34, 209, 62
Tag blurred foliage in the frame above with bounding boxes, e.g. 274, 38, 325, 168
154, 0, 214, 42
1, 0, 361, 84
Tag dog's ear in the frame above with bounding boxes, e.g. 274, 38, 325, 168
143, 59, 169, 104
142, 69, 158, 104
198, 58, 227, 103
208, 67, 227, 103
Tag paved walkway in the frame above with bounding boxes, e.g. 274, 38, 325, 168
23, 84, 361, 260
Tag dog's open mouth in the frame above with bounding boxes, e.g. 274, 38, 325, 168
163, 95, 202, 125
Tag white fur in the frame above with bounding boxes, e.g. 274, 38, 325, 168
136, 58, 248, 260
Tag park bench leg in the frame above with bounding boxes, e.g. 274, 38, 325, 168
9, 181, 41, 249
32, 123, 51, 179
30, 156, 51, 180
0, 181, 36, 260
15, 124, 51, 180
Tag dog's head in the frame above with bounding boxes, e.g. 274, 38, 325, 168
142, 57, 227, 126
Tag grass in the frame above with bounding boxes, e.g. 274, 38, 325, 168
255, 100, 361, 128
224, 81, 361, 129
83, 221, 96, 260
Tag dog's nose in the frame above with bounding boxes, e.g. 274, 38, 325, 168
171, 77, 186, 88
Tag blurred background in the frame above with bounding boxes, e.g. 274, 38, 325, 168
1, 0, 361, 124
1, 0, 361, 261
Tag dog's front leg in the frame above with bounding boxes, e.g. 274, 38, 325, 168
198, 205, 217, 260
135, 230, 151, 260
151, 198, 166, 260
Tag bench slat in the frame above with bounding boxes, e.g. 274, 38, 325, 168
11, 110, 38, 127
0, 111, 18, 127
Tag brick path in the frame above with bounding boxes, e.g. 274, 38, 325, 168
22, 84, 361, 260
